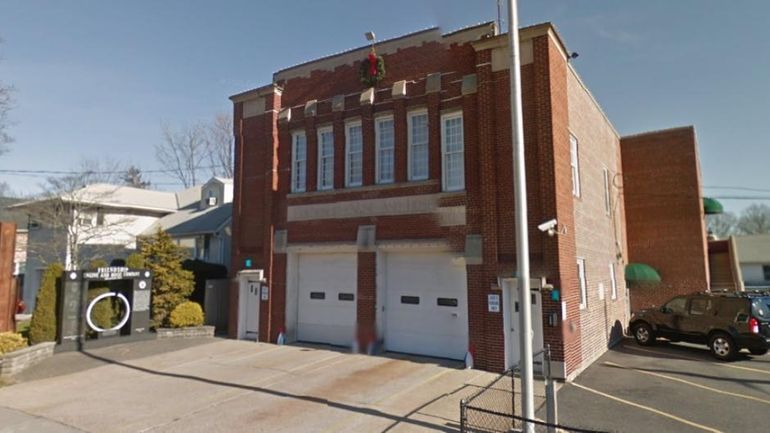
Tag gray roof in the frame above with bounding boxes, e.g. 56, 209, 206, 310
175, 185, 202, 209
11, 183, 179, 213
145, 202, 232, 237
0, 197, 28, 227
734, 234, 770, 263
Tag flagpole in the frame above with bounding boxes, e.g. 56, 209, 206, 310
506, 0, 535, 430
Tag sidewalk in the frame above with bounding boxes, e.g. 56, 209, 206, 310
0, 407, 85, 433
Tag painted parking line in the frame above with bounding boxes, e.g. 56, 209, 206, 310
624, 345, 770, 376
570, 382, 724, 433
603, 361, 770, 406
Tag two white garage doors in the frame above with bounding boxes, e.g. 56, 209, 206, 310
295, 251, 469, 360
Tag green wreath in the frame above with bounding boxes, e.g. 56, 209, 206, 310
359, 54, 386, 87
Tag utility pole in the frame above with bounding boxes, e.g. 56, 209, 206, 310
506, 0, 535, 430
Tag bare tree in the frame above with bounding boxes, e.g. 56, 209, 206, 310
156, 122, 209, 188
205, 113, 234, 178
23, 161, 135, 271
737, 204, 770, 235
0, 38, 14, 154
707, 212, 737, 238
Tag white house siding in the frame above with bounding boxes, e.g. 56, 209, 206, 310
741, 263, 770, 287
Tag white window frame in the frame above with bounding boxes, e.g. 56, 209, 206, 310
344, 120, 363, 187
609, 262, 618, 300
570, 134, 581, 198
407, 109, 429, 181
290, 131, 307, 193
441, 111, 464, 192
577, 258, 587, 309
603, 167, 611, 216
317, 126, 334, 191
375, 115, 395, 184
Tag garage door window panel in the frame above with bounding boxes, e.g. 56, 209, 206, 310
437, 298, 459, 307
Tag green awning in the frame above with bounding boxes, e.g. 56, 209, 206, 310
625, 263, 661, 283
703, 197, 724, 215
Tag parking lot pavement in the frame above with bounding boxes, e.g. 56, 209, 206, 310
0, 339, 505, 433
551, 338, 770, 433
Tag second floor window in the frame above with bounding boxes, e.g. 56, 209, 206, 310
317, 127, 334, 190
375, 116, 394, 184
603, 167, 611, 215
577, 258, 587, 309
345, 121, 363, 187
408, 110, 429, 181
442, 112, 464, 191
570, 134, 581, 197
291, 131, 306, 193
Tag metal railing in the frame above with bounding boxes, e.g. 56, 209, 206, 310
460, 346, 608, 433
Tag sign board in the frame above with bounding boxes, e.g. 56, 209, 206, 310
488, 293, 500, 313
261, 285, 269, 301
82, 267, 146, 281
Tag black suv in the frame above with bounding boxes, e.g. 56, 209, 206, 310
629, 292, 770, 360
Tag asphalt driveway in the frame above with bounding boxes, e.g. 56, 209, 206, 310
0, 338, 510, 433
551, 339, 770, 433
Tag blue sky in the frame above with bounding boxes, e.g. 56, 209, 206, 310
0, 0, 769, 212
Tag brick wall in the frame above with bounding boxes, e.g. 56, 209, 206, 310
621, 127, 709, 312
230, 23, 632, 376
0, 222, 17, 333
567, 66, 630, 372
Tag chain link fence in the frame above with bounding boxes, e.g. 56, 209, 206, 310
460, 347, 609, 433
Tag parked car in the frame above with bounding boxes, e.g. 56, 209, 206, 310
629, 291, 770, 360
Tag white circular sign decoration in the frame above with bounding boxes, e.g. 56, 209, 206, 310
69, 272, 78, 280
144, 271, 150, 278
138, 281, 147, 289
86, 292, 131, 333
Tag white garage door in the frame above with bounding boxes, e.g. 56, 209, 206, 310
384, 252, 468, 360
297, 253, 357, 347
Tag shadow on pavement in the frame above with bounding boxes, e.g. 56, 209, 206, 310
79, 350, 463, 433
611, 338, 763, 363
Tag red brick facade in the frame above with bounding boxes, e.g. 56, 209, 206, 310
228, 22, 702, 378
621, 127, 710, 312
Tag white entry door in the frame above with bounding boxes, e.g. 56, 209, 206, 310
384, 252, 468, 360
507, 286, 544, 369
297, 253, 357, 347
239, 278, 261, 341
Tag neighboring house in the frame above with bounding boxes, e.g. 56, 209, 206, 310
144, 177, 233, 272
11, 184, 185, 310
732, 234, 770, 290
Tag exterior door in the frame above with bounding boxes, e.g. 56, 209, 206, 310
508, 287, 544, 369
238, 272, 262, 341
384, 252, 468, 360
296, 253, 357, 347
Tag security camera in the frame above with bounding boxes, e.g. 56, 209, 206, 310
538, 219, 558, 233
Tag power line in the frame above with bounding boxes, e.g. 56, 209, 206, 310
704, 185, 770, 193
0, 165, 223, 175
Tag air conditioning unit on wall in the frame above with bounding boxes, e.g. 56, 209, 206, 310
207, 196, 217, 206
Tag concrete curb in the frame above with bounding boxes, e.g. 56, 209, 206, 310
0, 342, 56, 379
